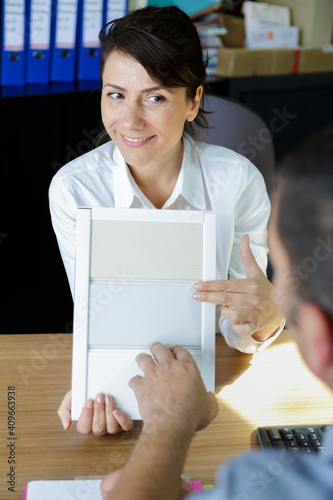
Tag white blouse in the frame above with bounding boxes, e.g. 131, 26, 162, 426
49, 135, 282, 353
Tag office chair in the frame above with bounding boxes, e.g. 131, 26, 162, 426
193, 93, 275, 196
193, 93, 275, 280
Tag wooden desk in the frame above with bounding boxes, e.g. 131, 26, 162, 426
1, 331, 333, 499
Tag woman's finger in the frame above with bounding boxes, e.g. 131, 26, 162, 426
231, 322, 257, 337
193, 290, 263, 309
76, 399, 94, 435
57, 390, 72, 430
221, 305, 259, 325
92, 394, 107, 436
113, 408, 134, 432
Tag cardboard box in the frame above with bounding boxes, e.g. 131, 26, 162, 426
300, 46, 333, 74
257, 0, 333, 46
219, 14, 246, 48
257, 48, 296, 75
216, 48, 299, 77
216, 46, 333, 77
216, 48, 256, 76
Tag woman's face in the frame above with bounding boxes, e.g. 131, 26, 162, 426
101, 50, 202, 172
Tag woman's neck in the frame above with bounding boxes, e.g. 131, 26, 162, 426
128, 142, 184, 209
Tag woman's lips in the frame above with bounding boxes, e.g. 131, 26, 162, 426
120, 134, 155, 147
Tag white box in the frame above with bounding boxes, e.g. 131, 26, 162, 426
257, 0, 333, 46
246, 26, 299, 48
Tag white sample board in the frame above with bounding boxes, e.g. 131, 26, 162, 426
71, 207, 216, 420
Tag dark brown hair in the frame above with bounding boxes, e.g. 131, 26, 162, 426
98, 5, 208, 139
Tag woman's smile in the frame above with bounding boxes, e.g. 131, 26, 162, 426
120, 134, 155, 146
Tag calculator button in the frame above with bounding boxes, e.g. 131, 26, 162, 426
279, 429, 294, 440
267, 429, 282, 443
309, 438, 322, 447
272, 440, 286, 449
309, 433, 320, 440
285, 440, 297, 448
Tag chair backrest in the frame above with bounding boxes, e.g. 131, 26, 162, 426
192, 94, 275, 196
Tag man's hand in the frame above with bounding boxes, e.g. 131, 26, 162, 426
98, 344, 217, 500
192, 234, 284, 341
129, 343, 218, 435
101, 469, 193, 500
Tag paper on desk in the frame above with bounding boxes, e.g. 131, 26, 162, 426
25, 479, 103, 499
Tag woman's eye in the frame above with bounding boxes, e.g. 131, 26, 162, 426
146, 95, 166, 104
107, 92, 124, 100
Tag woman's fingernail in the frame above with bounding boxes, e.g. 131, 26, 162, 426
87, 399, 94, 409
96, 394, 104, 403
192, 292, 202, 300
113, 410, 121, 419
193, 283, 202, 291
105, 395, 111, 405
62, 418, 69, 430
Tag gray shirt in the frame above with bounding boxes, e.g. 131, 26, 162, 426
191, 425, 333, 499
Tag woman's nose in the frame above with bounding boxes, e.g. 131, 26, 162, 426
121, 103, 144, 129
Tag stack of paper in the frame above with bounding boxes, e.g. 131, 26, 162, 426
196, 20, 226, 75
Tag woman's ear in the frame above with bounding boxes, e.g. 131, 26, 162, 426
186, 85, 203, 122
297, 302, 333, 378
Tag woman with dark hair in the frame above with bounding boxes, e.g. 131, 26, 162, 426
50, 6, 284, 435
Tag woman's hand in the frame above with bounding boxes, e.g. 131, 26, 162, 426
58, 390, 133, 435
192, 234, 284, 342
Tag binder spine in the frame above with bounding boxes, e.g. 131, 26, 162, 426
25, 0, 53, 84
76, 0, 104, 82
0, 0, 27, 86
50, 0, 79, 82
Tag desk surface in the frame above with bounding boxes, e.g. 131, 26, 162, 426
1, 331, 333, 499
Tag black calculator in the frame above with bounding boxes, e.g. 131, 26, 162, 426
257, 424, 331, 454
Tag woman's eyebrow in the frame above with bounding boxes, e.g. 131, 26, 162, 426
103, 83, 174, 93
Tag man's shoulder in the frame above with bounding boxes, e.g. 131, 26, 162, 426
211, 448, 333, 500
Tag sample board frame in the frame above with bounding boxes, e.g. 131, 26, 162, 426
71, 207, 216, 420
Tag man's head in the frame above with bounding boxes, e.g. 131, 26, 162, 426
269, 127, 333, 386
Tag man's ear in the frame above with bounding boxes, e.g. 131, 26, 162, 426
297, 302, 333, 377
